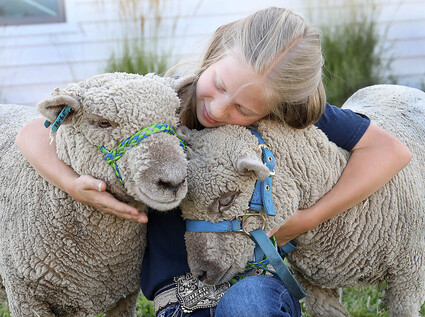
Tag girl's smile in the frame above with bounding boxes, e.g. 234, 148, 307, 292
202, 100, 220, 124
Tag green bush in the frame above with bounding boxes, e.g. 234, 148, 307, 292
320, 4, 394, 106
106, 39, 169, 75
104, 0, 177, 75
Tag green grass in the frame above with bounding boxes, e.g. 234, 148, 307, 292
135, 294, 155, 316
0, 302, 9, 317
2, 286, 423, 316
301, 284, 425, 317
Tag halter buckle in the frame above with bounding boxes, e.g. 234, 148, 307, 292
258, 143, 269, 150
239, 212, 266, 236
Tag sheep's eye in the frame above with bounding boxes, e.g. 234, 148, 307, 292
219, 195, 234, 206
217, 192, 239, 212
209, 191, 240, 214
97, 120, 112, 128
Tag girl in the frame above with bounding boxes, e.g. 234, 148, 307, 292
16, 7, 411, 317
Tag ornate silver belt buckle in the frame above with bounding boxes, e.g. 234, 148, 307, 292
174, 273, 231, 313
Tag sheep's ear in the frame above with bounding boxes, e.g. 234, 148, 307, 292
37, 94, 80, 125
237, 157, 271, 181
171, 75, 197, 94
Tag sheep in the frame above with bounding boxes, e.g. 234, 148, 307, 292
0, 72, 189, 316
180, 85, 425, 317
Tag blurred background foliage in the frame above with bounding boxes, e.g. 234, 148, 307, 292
318, 0, 395, 106
105, 0, 178, 75
106, 0, 396, 107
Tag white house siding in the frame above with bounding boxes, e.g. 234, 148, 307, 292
0, 0, 424, 105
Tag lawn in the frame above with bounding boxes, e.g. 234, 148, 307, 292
1, 285, 423, 316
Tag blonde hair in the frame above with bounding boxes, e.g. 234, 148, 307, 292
175, 7, 326, 129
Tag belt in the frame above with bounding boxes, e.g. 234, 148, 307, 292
154, 283, 178, 314
153, 273, 231, 315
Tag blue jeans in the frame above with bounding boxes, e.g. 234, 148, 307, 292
157, 275, 301, 317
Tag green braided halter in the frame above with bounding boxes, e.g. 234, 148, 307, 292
98, 123, 186, 187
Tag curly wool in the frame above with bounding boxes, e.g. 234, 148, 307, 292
181, 85, 425, 317
0, 73, 188, 316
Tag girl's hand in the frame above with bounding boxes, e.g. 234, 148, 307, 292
68, 175, 148, 223
267, 209, 316, 246
16, 118, 147, 223
267, 123, 411, 247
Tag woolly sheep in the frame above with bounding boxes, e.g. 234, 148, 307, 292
0, 72, 189, 316
180, 85, 425, 317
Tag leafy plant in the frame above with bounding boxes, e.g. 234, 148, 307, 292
319, 1, 395, 106
104, 0, 178, 75
106, 39, 169, 75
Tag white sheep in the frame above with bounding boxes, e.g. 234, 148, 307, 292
180, 85, 425, 317
0, 72, 189, 316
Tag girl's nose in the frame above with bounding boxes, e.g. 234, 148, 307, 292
210, 96, 230, 120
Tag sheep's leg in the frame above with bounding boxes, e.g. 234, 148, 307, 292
303, 286, 349, 317
293, 273, 349, 317
104, 289, 140, 317
0, 276, 54, 317
385, 266, 425, 317
6, 294, 55, 317
0, 279, 8, 302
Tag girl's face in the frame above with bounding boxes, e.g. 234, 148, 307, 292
196, 54, 271, 128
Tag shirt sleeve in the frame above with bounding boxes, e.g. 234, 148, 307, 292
314, 103, 371, 151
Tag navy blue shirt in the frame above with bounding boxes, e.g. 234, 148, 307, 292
316, 103, 370, 151
140, 103, 370, 300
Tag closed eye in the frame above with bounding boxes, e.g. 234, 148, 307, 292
219, 195, 233, 206
235, 104, 249, 117
214, 191, 240, 213
214, 73, 226, 92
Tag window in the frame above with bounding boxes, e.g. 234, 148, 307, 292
0, 0, 66, 25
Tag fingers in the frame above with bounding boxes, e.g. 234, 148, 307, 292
78, 175, 107, 192
267, 225, 294, 246
266, 226, 280, 238
72, 175, 147, 223
93, 191, 148, 223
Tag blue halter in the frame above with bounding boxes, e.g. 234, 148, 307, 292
185, 128, 306, 300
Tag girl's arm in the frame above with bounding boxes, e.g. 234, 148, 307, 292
269, 123, 412, 245
16, 118, 147, 223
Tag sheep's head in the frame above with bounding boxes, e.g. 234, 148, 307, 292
38, 72, 190, 211
180, 125, 292, 285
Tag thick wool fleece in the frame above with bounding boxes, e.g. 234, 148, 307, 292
180, 85, 425, 317
0, 73, 188, 317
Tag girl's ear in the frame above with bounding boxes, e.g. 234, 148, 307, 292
237, 157, 271, 181
37, 94, 80, 125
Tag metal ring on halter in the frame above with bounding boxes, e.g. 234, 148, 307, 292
239, 212, 266, 236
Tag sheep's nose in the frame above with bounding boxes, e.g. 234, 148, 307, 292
157, 179, 186, 193
197, 271, 208, 282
